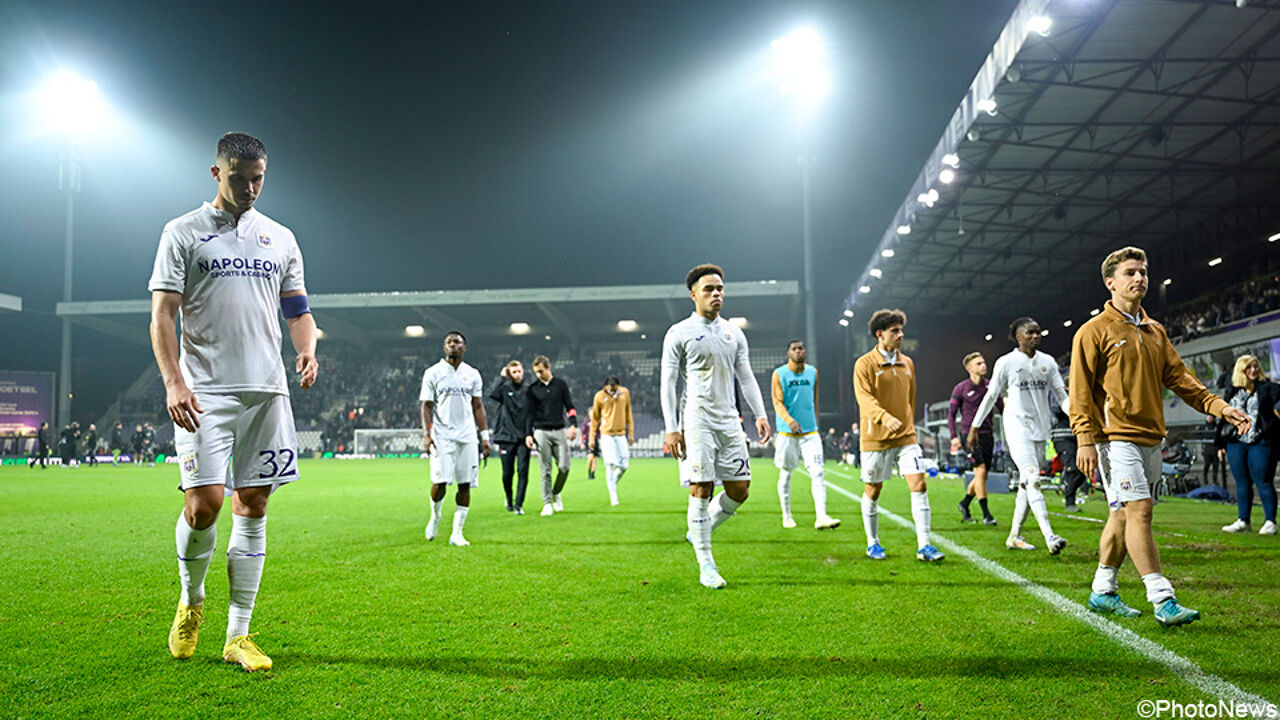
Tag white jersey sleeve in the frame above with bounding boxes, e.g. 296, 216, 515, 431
281, 232, 306, 295
732, 327, 767, 420
661, 326, 684, 434
149, 226, 187, 294
419, 367, 437, 404
1048, 357, 1070, 415
971, 355, 1008, 430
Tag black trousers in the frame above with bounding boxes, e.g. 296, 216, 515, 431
1056, 435, 1089, 506
497, 441, 531, 508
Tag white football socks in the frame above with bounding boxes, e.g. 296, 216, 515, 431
910, 491, 931, 549
1142, 573, 1175, 605
1009, 486, 1030, 540
861, 496, 880, 546
708, 493, 742, 531
1023, 481, 1055, 544
1092, 564, 1119, 594
605, 466, 619, 504
777, 471, 793, 521
809, 467, 828, 518
687, 496, 714, 567
175, 513, 216, 607
431, 498, 444, 521
226, 515, 266, 641
452, 506, 469, 536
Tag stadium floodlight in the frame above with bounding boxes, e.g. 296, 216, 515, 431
1041, 329, 1050, 337
843, 309, 854, 318
510, 322, 531, 334
881, 248, 895, 258
314, 327, 325, 339
976, 98, 998, 116
729, 316, 749, 328
1028, 15, 1053, 36
858, 285, 871, 294
917, 189, 939, 208
1063, 320, 1073, 328
869, 268, 883, 279
404, 324, 426, 337
941, 153, 960, 168
544, 335, 552, 341
838, 318, 850, 327
896, 224, 911, 236
1208, 257, 1223, 267
984, 334, 993, 341
1090, 308, 1100, 316
1163, 278, 1173, 286
36, 71, 106, 140
771, 27, 830, 113
1269, 232, 1280, 243
938, 168, 956, 184
617, 319, 638, 332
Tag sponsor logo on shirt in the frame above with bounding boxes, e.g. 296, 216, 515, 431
196, 256, 281, 280
199, 234, 217, 243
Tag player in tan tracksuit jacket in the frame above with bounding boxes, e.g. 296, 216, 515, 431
1070, 246, 1250, 626
852, 309, 944, 563
589, 377, 634, 506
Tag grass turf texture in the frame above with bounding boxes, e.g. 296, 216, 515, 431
1, 457, 1276, 719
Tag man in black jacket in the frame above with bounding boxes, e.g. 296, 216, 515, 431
524, 355, 578, 516
489, 360, 533, 514
111, 421, 125, 465
83, 424, 99, 466
30, 421, 50, 469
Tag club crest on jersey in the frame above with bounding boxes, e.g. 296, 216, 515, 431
257, 233, 272, 248
723, 332, 732, 342
181, 453, 198, 477
1119, 478, 1133, 493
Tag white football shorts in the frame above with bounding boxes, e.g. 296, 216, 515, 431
1097, 440, 1157, 510
430, 438, 480, 487
679, 425, 751, 487
774, 432, 824, 473
860, 443, 925, 485
1006, 437, 1047, 487
599, 433, 630, 469
175, 391, 299, 493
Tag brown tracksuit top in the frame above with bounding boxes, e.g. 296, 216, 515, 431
1069, 301, 1228, 448
854, 348, 917, 452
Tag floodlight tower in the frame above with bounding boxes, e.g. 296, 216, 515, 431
37, 72, 104, 427
772, 27, 830, 369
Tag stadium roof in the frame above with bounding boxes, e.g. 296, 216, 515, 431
844, 0, 1280, 330
55, 280, 801, 347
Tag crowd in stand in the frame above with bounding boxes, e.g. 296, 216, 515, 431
1167, 274, 1280, 341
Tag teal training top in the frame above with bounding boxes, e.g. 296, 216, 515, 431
774, 363, 818, 435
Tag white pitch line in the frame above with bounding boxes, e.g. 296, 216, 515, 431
818, 466, 1273, 709
1048, 510, 1188, 538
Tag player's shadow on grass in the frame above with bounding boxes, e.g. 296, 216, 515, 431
288, 653, 1272, 683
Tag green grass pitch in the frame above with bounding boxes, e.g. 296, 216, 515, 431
1, 457, 1277, 719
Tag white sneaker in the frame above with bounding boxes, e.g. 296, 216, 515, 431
1260, 521, 1277, 536
1222, 519, 1250, 533
781, 516, 797, 529
814, 515, 842, 530
552, 495, 564, 512
609, 498, 620, 507
448, 534, 470, 547
1006, 536, 1037, 551
425, 515, 441, 541
699, 563, 727, 589
540, 504, 555, 517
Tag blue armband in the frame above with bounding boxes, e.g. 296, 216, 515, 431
280, 294, 311, 319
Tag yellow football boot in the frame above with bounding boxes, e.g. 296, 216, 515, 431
167, 603, 203, 659
222, 634, 273, 672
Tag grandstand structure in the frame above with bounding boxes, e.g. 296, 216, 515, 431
843, 0, 1280, 333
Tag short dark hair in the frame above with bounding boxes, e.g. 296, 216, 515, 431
1101, 246, 1146, 280
216, 132, 267, 163
445, 330, 467, 344
1008, 317, 1037, 343
533, 355, 551, 368
685, 264, 725, 291
868, 309, 906, 337
787, 339, 805, 350
605, 376, 621, 387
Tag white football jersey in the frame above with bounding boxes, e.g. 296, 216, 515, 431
972, 349, 1068, 443
419, 359, 483, 443
148, 203, 306, 395
661, 312, 767, 434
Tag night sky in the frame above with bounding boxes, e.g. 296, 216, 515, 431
0, 0, 1020, 413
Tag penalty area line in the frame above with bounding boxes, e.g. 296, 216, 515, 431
817, 466, 1272, 709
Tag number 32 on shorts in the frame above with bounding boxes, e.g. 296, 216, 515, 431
258, 448, 297, 479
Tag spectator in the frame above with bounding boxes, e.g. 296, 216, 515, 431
1217, 355, 1280, 536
